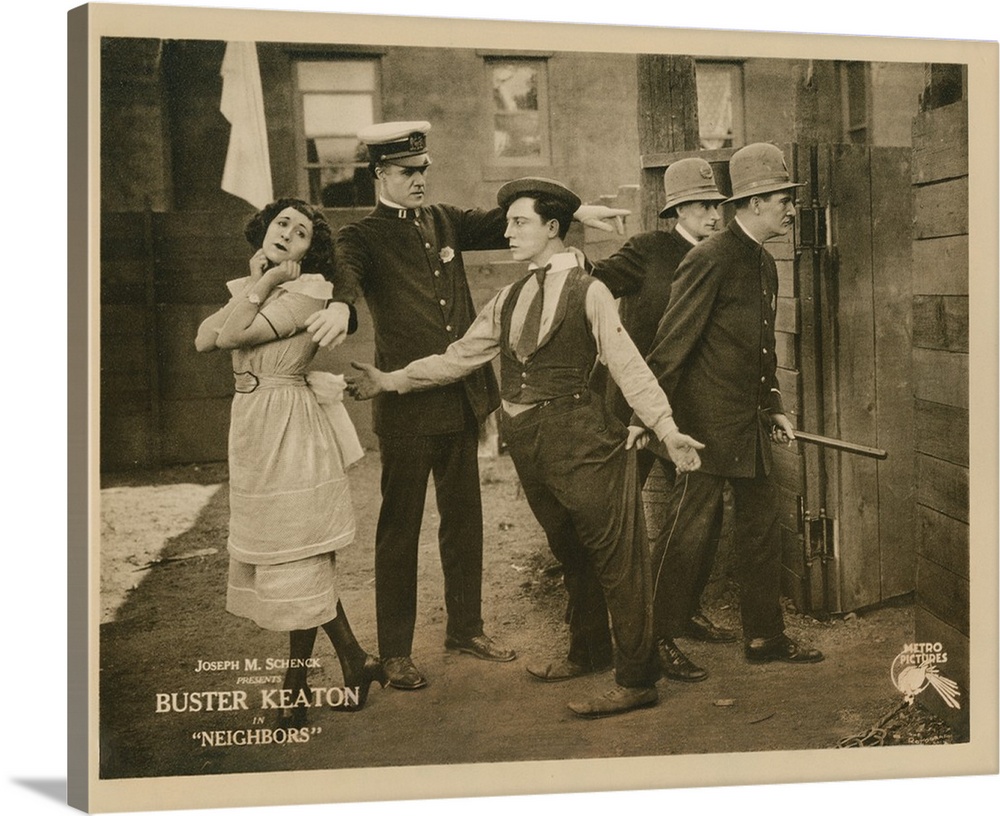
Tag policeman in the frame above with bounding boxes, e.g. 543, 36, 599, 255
643, 143, 825, 666
306, 122, 634, 691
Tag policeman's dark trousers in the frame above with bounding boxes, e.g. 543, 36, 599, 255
503, 394, 660, 689
374, 430, 485, 658
650, 469, 785, 641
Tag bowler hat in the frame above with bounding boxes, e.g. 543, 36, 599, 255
497, 177, 581, 213
358, 120, 432, 168
658, 157, 726, 218
726, 143, 802, 202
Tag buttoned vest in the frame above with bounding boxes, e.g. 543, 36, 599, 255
499, 269, 597, 404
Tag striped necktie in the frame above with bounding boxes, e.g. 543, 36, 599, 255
515, 264, 550, 360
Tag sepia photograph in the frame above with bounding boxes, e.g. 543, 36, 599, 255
53, 0, 999, 813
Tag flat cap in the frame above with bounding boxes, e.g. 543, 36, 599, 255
358, 120, 432, 168
497, 177, 581, 213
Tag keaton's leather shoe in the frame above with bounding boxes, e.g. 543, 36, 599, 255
567, 684, 658, 719
444, 633, 516, 662
745, 633, 824, 665
658, 638, 708, 682
526, 657, 610, 683
685, 613, 739, 643
383, 656, 428, 690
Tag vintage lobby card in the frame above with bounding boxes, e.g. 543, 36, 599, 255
68, 1, 998, 812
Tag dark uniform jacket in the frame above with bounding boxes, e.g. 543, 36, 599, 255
331, 201, 508, 437
592, 228, 694, 424
645, 219, 785, 478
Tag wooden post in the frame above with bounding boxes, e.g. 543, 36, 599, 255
636, 56, 701, 232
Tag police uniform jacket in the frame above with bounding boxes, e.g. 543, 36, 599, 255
645, 219, 785, 478
593, 227, 694, 424
331, 201, 508, 437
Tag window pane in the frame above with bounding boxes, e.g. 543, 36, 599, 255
491, 63, 539, 112
296, 60, 375, 92
696, 63, 734, 150
493, 111, 541, 159
302, 93, 374, 137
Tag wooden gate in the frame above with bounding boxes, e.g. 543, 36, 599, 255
644, 143, 915, 615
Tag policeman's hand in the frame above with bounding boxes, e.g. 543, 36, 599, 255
625, 425, 650, 450
663, 429, 706, 474
345, 361, 388, 401
306, 302, 351, 348
769, 413, 796, 445
574, 204, 630, 235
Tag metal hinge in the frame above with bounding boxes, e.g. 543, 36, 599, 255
797, 497, 840, 618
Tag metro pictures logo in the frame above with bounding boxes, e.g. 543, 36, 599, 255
890, 642, 961, 709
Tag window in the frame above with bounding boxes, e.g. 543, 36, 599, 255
294, 58, 378, 207
485, 57, 550, 166
840, 61, 870, 143
695, 62, 745, 150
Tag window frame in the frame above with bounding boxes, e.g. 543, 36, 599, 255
289, 51, 383, 208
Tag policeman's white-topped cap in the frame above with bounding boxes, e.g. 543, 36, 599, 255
659, 157, 727, 218
726, 142, 803, 202
497, 177, 582, 213
358, 120, 432, 168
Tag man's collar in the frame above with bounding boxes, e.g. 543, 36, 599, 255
674, 223, 699, 246
376, 197, 422, 220
529, 250, 577, 274
732, 215, 763, 245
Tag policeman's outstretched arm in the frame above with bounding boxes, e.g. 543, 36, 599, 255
306, 302, 352, 348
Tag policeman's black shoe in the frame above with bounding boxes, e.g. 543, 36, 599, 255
444, 633, 516, 662
684, 613, 739, 643
744, 633, 824, 664
658, 638, 708, 682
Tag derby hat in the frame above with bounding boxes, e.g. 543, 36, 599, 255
726, 142, 802, 202
658, 157, 726, 218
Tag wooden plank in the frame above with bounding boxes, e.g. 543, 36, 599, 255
912, 100, 968, 184
917, 454, 969, 523
914, 399, 969, 466
913, 606, 969, 737
913, 348, 969, 408
100, 413, 156, 471
871, 148, 916, 599
101, 304, 151, 335
773, 332, 797, 370
160, 398, 232, 465
912, 295, 969, 352
775, 367, 800, 416
771, 443, 804, 496
913, 177, 970, 240
917, 505, 969, 579
830, 144, 881, 612
916, 555, 969, 636
912, 235, 969, 295
101, 341, 148, 374
101, 212, 151, 261
158, 305, 233, 401
774, 296, 799, 334
776, 259, 795, 293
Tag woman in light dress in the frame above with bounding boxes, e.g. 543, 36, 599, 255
196, 198, 385, 723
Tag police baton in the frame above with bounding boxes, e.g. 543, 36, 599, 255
791, 430, 888, 460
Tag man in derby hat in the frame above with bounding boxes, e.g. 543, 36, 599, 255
344, 177, 706, 718
588, 156, 734, 685
642, 143, 825, 667
305, 123, 636, 691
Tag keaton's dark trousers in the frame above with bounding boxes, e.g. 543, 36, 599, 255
503, 392, 659, 689
375, 430, 485, 658
650, 468, 784, 641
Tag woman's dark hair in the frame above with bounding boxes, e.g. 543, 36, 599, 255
244, 197, 335, 280
530, 195, 574, 239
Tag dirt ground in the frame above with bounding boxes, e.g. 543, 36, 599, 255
98, 452, 956, 781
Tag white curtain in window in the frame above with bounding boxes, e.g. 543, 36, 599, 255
220, 42, 273, 209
